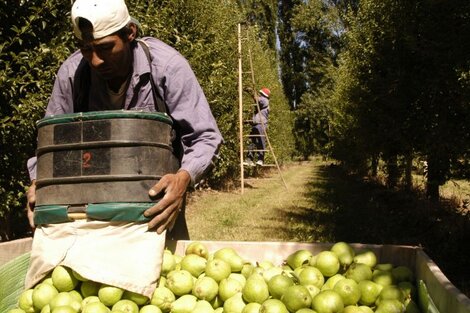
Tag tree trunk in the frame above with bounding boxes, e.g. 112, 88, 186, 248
386, 155, 399, 188
404, 152, 413, 190
371, 155, 378, 177
426, 155, 449, 202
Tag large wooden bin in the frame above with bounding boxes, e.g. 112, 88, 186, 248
1, 238, 469, 313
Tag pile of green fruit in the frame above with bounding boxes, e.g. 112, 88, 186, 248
9, 241, 421, 313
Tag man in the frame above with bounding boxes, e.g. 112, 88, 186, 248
24, 0, 222, 297
244, 87, 270, 166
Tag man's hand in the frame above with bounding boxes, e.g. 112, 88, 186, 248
26, 180, 36, 230
243, 86, 253, 94
145, 170, 191, 234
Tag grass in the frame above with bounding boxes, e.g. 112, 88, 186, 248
185, 157, 470, 296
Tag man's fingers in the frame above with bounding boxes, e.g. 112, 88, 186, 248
148, 176, 169, 198
156, 208, 180, 234
147, 201, 181, 231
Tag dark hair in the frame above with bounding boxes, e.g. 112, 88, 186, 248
77, 17, 94, 42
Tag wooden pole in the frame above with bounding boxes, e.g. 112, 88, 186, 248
238, 23, 245, 194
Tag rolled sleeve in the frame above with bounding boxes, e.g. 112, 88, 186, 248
27, 157, 37, 182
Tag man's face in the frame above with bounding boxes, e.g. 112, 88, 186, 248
79, 34, 132, 81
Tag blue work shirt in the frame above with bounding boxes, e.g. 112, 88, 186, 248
253, 95, 269, 125
28, 37, 223, 185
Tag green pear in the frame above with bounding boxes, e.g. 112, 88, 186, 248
241, 263, 255, 279
166, 269, 194, 296
376, 285, 405, 304
219, 277, 243, 301
286, 250, 312, 269
267, 273, 294, 299
242, 273, 269, 304
81, 296, 100, 308
298, 266, 324, 289
315, 251, 340, 277
229, 273, 247, 287
398, 281, 416, 300
140, 305, 163, 313
214, 247, 245, 272
210, 295, 223, 309
82, 301, 109, 313
224, 292, 246, 313
345, 263, 373, 283
343, 305, 364, 313
304, 284, 321, 300
150, 286, 175, 313
161, 250, 176, 276
321, 274, 345, 291
375, 263, 394, 271
372, 269, 395, 287
205, 259, 232, 283
311, 290, 344, 313
333, 278, 361, 306
353, 250, 377, 268
357, 280, 382, 306
392, 266, 414, 283
261, 266, 283, 283
241, 302, 261, 313
180, 254, 207, 278
192, 276, 219, 301
259, 298, 288, 313
112, 300, 139, 313
32, 282, 59, 311
358, 306, 374, 313
281, 285, 312, 312
170, 294, 197, 313
375, 299, 405, 313
330, 242, 355, 267
185, 242, 209, 259
257, 260, 275, 270
123, 290, 149, 306
192, 300, 215, 313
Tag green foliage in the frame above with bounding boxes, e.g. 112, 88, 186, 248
279, 0, 469, 197
0, 0, 75, 240
329, 0, 470, 195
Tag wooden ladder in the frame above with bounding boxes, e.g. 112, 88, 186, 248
237, 23, 287, 194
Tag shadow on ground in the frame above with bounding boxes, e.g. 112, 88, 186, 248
276, 163, 470, 296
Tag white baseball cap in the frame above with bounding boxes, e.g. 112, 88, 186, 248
71, 0, 131, 40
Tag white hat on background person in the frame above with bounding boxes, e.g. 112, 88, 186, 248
71, 0, 131, 40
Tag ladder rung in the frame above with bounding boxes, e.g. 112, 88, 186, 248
243, 166, 275, 169
245, 149, 269, 152
242, 71, 252, 74
244, 177, 279, 180
246, 134, 266, 138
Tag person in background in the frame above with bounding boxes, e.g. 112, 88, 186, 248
244, 87, 270, 166
23, 0, 223, 297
